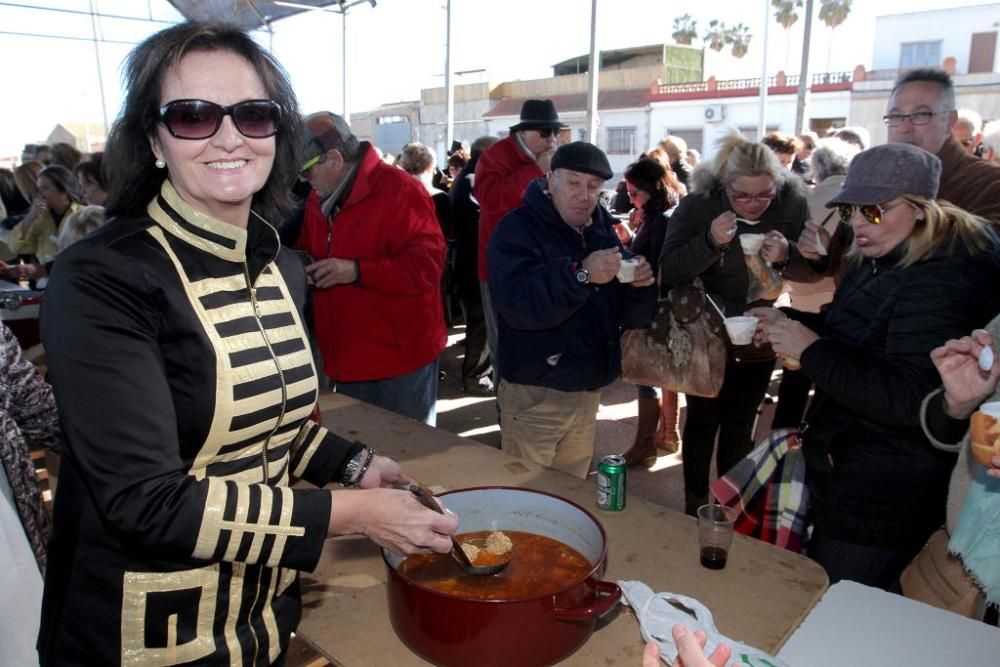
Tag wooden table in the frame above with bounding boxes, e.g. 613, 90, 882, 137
297, 393, 828, 666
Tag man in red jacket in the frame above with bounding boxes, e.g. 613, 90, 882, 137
297, 112, 446, 425
474, 99, 565, 374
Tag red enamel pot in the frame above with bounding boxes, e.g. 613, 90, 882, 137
383, 487, 621, 667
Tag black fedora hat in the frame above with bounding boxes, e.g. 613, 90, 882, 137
509, 99, 568, 132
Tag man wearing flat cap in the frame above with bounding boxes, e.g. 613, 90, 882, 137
296, 111, 446, 425
487, 142, 657, 478
474, 99, 566, 380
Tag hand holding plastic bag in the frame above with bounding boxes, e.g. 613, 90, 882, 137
619, 581, 789, 666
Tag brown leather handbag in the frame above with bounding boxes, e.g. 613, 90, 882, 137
620, 285, 726, 397
899, 527, 983, 618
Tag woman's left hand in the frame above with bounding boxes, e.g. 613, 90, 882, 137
358, 455, 411, 489
760, 230, 789, 264
630, 257, 656, 287
765, 317, 818, 361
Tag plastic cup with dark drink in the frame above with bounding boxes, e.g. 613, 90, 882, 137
697, 503, 737, 570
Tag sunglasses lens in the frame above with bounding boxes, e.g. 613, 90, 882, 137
838, 205, 853, 223
233, 101, 279, 138
860, 205, 882, 225
164, 101, 222, 139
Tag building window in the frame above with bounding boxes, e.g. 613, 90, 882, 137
606, 127, 636, 155
900, 41, 942, 69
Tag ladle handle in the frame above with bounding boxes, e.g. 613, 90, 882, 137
405, 483, 475, 568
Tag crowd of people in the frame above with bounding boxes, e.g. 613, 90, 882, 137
2, 17, 1000, 667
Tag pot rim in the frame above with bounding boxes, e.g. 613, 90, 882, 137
382, 485, 610, 603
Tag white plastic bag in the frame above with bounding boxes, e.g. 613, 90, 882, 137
618, 580, 789, 667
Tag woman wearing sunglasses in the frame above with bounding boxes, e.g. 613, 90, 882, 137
660, 131, 809, 515
37, 22, 456, 665
754, 143, 1000, 590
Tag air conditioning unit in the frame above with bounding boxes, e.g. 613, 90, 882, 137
704, 105, 724, 123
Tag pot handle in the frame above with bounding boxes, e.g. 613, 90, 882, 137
553, 580, 622, 621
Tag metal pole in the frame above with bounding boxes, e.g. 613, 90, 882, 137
757, 0, 770, 140
585, 0, 599, 143
445, 0, 454, 151
794, 0, 815, 134
342, 9, 349, 118
88, 0, 109, 146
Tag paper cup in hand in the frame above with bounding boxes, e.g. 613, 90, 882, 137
616, 257, 641, 283
970, 401, 1000, 467
739, 233, 766, 254
724, 316, 758, 346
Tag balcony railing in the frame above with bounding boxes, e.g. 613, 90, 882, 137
654, 71, 854, 96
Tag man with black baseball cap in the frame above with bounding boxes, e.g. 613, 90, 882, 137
295, 111, 446, 425
473, 99, 567, 383
486, 142, 656, 478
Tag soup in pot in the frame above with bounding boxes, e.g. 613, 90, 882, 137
398, 530, 592, 601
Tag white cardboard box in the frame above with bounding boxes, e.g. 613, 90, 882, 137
777, 580, 999, 666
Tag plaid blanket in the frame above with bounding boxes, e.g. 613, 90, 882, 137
709, 428, 809, 553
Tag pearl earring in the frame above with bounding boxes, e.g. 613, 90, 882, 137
155, 159, 166, 169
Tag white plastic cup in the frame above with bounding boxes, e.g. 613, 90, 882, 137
616, 257, 641, 283
739, 233, 766, 254
724, 315, 759, 346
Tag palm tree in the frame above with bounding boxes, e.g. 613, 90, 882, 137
726, 23, 753, 59
773, 0, 803, 69
704, 20, 727, 52
672, 13, 698, 45
819, 0, 853, 72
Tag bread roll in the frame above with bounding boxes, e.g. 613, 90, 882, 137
969, 409, 1000, 467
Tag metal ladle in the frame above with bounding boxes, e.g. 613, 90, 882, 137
406, 483, 511, 576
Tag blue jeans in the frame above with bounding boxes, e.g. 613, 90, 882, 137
335, 358, 439, 426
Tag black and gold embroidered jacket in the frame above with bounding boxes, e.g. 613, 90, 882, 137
38, 182, 358, 666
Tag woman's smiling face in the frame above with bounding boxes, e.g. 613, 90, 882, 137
149, 49, 275, 227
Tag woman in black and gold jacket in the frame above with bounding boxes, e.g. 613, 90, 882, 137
38, 23, 457, 666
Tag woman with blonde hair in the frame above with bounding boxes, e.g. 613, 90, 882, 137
660, 130, 809, 514
755, 143, 1000, 588
55, 204, 106, 251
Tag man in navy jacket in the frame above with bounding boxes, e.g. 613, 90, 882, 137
488, 142, 656, 478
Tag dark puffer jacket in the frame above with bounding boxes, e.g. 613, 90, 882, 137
659, 178, 809, 361
795, 234, 1000, 551
488, 178, 656, 392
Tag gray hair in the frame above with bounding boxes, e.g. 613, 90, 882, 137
57, 205, 107, 251
809, 138, 859, 183
396, 142, 436, 176
892, 68, 956, 112
982, 120, 1000, 157
956, 108, 983, 132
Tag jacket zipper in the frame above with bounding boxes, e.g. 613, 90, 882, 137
242, 258, 286, 667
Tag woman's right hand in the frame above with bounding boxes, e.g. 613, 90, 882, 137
709, 211, 738, 247
931, 330, 1000, 419
328, 487, 458, 556
796, 220, 831, 260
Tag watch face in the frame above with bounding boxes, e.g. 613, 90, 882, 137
575, 268, 590, 284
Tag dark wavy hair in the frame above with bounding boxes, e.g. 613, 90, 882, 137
74, 153, 106, 191
103, 21, 303, 225
38, 165, 83, 205
624, 157, 682, 220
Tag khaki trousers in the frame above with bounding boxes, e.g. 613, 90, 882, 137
498, 379, 601, 479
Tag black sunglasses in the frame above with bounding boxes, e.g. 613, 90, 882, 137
536, 127, 560, 138
158, 99, 280, 140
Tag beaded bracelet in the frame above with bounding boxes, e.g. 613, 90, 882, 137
346, 446, 377, 488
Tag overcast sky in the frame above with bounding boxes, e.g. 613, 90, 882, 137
0, 0, 996, 159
